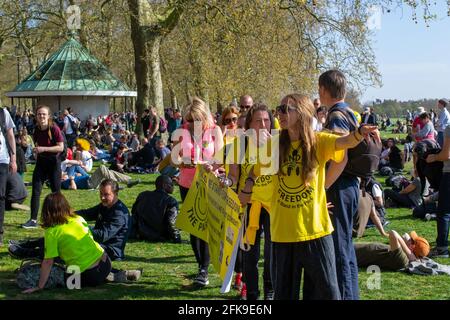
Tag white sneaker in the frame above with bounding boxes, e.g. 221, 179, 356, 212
425, 213, 437, 221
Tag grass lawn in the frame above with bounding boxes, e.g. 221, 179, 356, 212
1, 131, 449, 300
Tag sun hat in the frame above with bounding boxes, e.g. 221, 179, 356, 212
417, 106, 425, 114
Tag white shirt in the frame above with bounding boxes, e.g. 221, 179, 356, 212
64, 114, 77, 135
372, 184, 383, 199
81, 150, 93, 172
0, 108, 16, 164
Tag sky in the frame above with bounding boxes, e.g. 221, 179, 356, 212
361, 3, 450, 104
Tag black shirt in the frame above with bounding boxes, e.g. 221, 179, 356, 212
131, 190, 181, 242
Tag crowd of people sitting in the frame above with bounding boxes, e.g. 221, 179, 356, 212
0, 69, 449, 300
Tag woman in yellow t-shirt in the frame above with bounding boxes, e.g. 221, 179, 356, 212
238, 94, 377, 300
228, 103, 277, 300
23, 192, 110, 294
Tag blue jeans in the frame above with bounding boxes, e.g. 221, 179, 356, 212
61, 175, 90, 189
160, 165, 179, 177
271, 235, 340, 300
327, 175, 359, 300
437, 131, 444, 148
95, 149, 111, 161
437, 173, 450, 249
67, 165, 89, 178
24, 145, 33, 160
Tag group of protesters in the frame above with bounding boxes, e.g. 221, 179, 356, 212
0, 69, 449, 300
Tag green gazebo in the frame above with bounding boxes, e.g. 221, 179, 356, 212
6, 37, 136, 119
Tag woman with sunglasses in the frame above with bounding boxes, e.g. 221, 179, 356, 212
238, 94, 377, 300
170, 97, 224, 287
221, 106, 239, 142
227, 103, 276, 300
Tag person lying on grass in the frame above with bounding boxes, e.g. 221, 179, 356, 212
354, 230, 430, 271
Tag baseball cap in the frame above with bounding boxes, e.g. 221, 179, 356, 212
410, 231, 430, 258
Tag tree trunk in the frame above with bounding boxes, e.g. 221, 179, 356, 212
128, 0, 150, 135
149, 35, 164, 116
170, 88, 178, 109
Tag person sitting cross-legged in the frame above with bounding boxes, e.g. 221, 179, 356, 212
130, 175, 181, 243
22, 192, 112, 294
9, 179, 130, 262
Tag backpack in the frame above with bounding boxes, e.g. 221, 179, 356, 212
386, 174, 410, 192
327, 107, 382, 179
0, 108, 13, 156
16, 258, 66, 289
414, 139, 443, 192
158, 117, 168, 133
50, 125, 68, 162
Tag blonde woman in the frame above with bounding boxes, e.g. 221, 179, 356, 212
238, 94, 377, 300
170, 97, 224, 286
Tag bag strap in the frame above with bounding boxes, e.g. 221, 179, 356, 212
327, 106, 359, 131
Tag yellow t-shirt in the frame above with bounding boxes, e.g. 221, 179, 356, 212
270, 132, 344, 243
238, 146, 275, 210
44, 215, 104, 272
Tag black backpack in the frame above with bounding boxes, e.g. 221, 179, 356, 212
414, 139, 442, 192
327, 108, 382, 179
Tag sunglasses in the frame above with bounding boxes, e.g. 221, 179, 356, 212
276, 104, 296, 114
223, 117, 238, 125
240, 105, 252, 110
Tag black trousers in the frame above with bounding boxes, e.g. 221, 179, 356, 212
180, 185, 210, 273
271, 236, 341, 300
0, 164, 8, 234
242, 205, 272, 300
30, 157, 61, 221
80, 255, 112, 287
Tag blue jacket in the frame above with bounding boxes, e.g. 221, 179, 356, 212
77, 200, 130, 261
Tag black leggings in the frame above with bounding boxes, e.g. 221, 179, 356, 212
180, 185, 210, 273
80, 255, 112, 287
30, 157, 61, 220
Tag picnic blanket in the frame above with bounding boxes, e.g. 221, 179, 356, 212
403, 257, 450, 276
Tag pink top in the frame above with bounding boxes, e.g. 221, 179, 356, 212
178, 124, 217, 188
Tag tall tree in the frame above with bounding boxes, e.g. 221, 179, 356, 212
127, 0, 186, 134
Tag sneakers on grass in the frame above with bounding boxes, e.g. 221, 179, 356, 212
11, 203, 31, 211
193, 270, 209, 287
428, 247, 449, 259
127, 179, 141, 188
21, 219, 38, 229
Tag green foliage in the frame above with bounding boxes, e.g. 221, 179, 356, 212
369, 98, 441, 117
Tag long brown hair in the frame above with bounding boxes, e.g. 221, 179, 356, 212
279, 94, 318, 185
35, 105, 55, 140
41, 192, 76, 228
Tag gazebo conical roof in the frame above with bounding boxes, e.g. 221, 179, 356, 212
6, 37, 136, 97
